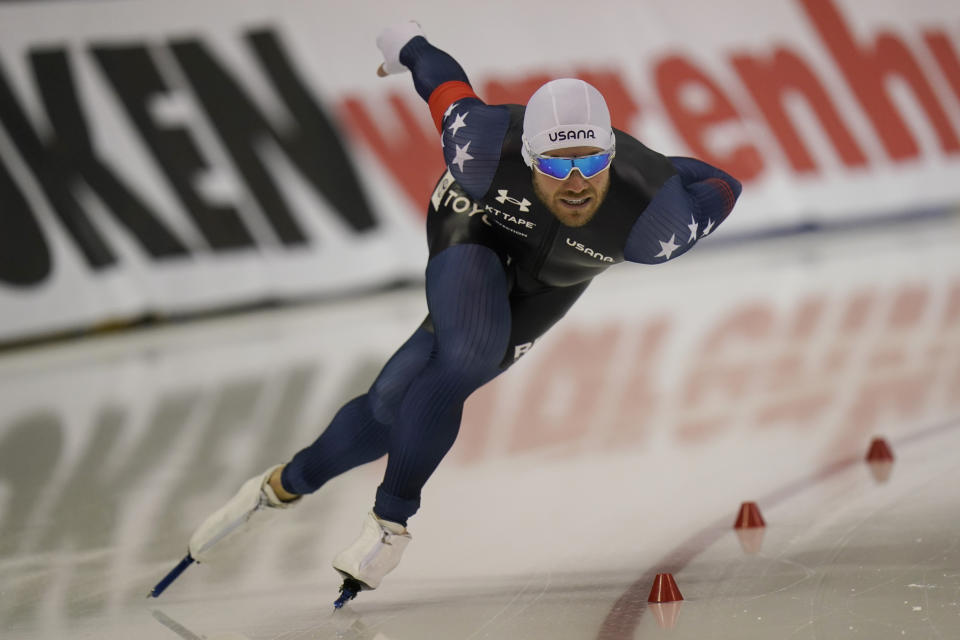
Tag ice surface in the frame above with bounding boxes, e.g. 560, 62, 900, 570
2, 216, 960, 639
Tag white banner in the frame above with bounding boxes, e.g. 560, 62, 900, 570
1, 0, 959, 343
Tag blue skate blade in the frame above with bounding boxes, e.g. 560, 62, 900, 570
332, 587, 357, 609
333, 577, 364, 609
148, 553, 195, 598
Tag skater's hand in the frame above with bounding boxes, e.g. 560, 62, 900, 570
376, 20, 424, 76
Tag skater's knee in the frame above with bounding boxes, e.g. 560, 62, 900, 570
435, 331, 505, 382
368, 383, 400, 425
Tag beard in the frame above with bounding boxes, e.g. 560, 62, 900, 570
532, 173, 611, 228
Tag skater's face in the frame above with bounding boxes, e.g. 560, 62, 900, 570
531, 146, 611, 227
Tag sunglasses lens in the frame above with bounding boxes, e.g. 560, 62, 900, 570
534, 157, 575, 179
535, 153, 613, 179
574, 153, 613, 178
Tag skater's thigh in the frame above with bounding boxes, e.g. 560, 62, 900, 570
500, 279, 592, 367
423, 244, 511, 369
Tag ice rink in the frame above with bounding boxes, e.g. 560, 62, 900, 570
2, 215, 960, 639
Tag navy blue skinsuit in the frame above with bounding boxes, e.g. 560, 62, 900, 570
281, 36, 742, 525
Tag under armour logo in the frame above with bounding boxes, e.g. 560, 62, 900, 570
495, 190, 531, 212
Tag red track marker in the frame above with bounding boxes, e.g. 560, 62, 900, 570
733, 501, 766, 529
648, 573, 683, 603
866, 437, 894, 462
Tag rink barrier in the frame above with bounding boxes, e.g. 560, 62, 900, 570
1, 0, 959, 343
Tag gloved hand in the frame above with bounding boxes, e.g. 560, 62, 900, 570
376, 21, 424, 76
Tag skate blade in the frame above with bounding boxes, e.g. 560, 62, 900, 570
333, 577, 365, 609
147, 553, 195, 598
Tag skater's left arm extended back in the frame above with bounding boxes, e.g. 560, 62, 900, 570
376, 21, 510, 200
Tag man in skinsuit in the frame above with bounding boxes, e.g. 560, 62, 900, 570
184, 21, 741, 604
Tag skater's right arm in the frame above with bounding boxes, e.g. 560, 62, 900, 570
376, 21, 510, 199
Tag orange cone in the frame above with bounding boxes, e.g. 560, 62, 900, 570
866, 437, 894, 462
866, 438, 895, 483
733, 501, 766, 529
648, 573, 683, 603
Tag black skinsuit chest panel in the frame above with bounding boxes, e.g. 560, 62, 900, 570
426, 105, 676, 290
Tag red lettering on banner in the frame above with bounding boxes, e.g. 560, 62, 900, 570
799, 0, 960, 160
756, 394, 831, 428
759, 298, 831, 429
509, 326, 620, 454
925, 31, 960, 105
572, 70, 642, 134
888, 284, 928, 329
339, 93, 444, 212
481, 74, 552, 106
922, 281, 958, 372
481, 69, 641, 134
683, 304, 774, 405
823, 347, 848, 371
871, 284, 929, 369
731, 49, 867, 172
763, 297, 828, 393
756, 295, 861, 429
839, 290, 876, 333
339, 2, 960, 215
655, 56, 764, 181
677, 304, 774, 441
788, 296, 827, 339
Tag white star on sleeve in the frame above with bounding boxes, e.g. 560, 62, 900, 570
655, 234, 680, 260
452, 141, 474, 172
448, 111, 468, 136
702, 218, 715, 237
443, 102, 458, 118
687, 216, 699, 243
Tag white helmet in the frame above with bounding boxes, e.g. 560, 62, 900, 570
521, 78, 615, 166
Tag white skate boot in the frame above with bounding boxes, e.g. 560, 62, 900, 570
331, 511, 411, 607
188, 464, 300, 563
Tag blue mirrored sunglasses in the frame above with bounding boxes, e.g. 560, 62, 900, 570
533, 151, 614, 180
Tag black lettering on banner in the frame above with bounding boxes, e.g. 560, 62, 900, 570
170, 29, 377, 240
0, 52, 189, 268
0, 156, 51, 286
0, 56, 111, 268
92, 45, 257, 250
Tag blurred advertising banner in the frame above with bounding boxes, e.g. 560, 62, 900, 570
2, 0, 960, 343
